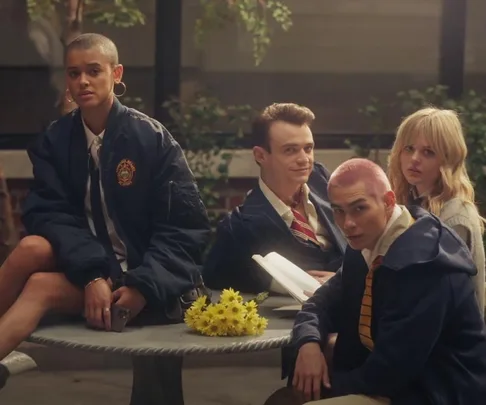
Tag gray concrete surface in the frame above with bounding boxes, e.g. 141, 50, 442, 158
0, 366, 283, 404
0, 344, 284, 404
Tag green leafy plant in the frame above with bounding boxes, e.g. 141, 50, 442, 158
163, 94, 256, 222
26, 0, 145, 29
26, 0, 146, 114
119, 95, 145, 112
195, 0, 293, 65
348, 97, 386, 166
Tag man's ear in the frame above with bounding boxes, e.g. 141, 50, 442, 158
253, 146, 267, 166
383, 190, 396, 213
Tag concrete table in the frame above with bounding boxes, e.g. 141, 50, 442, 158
27, 295, 296, 405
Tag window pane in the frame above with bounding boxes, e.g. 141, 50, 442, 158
182, 0, 442, 133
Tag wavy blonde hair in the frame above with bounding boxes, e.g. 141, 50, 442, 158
388, 107, 484, 232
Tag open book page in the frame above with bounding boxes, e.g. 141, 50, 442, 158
252, 252, 321, 304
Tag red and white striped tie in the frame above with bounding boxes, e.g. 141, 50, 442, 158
290, 209, 320, 246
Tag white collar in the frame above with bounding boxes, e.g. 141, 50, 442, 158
82, 118, 105, 149
258, 177, 311, 218
361, 204, 402, 267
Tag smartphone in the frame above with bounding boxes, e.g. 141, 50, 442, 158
110, 304, 131, 332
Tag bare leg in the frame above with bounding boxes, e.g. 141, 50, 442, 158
263, 387, 305, 405
0, 236, 55, 317
0, 272, 84, 361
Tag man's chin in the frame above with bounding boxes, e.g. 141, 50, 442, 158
347, 237, 366, 250
291, 172, 311, 183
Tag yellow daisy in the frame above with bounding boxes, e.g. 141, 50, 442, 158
226, 301, 245, 318
254, 316, 269, 335
228, 316, 244, 336
203, 322, 220, 337
245, 300, 258, 315
192, 295, 208, 311
185, 289, 268, 337
213, 316, 230, 336
212, 303, 226, 317
184, 306, 202, 328
220, 288, 242, 304
195, 312, 212, 333
242, 318, 257, 335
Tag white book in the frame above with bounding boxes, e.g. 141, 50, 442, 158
252, 252, 321, 304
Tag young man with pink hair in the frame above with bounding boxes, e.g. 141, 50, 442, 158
267, 158, 486, 405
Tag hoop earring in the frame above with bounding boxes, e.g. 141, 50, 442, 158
114, 82, 127, 97
65, 89, 74, 103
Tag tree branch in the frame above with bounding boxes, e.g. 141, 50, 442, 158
75, 0, 84, 24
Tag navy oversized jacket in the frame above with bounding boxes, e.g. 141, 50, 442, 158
22, 99, 210, 312
291, 206, 486, 405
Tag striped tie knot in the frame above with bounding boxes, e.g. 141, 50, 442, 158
290, 208, 319, 246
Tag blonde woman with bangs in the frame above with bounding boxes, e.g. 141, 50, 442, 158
388, 107, 485, 315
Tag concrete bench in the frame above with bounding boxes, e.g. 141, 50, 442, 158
26, 295, 295, 405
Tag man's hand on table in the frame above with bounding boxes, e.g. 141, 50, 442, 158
293, 342, 331, 402
112, 286, 147, 321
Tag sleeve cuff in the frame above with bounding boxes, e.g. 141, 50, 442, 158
65, 269, 105, 289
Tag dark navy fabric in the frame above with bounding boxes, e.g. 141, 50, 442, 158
291, 206, 486, 404
22, 99, 211, 313
203, 163, 346, 293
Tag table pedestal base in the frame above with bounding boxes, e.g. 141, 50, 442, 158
130, 355, 184, 405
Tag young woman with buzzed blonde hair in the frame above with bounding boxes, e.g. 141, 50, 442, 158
388, 107, 485, 315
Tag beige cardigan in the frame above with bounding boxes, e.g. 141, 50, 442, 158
440, 198, 485, 316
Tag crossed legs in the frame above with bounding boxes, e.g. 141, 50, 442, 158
0, 235, 84, 361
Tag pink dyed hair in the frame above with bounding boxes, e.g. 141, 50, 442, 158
328, 158, 391, 198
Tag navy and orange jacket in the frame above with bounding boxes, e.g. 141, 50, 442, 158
292, 206, 486, 404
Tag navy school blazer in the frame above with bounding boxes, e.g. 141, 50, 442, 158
202, 162, 346, 293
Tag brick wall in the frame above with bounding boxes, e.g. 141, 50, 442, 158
6, 177, 258, 237
211, 178, 257, 218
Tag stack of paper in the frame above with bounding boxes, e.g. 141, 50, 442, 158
252, 252, 321, 304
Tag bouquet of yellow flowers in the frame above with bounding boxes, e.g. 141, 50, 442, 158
184, 288, 269, 337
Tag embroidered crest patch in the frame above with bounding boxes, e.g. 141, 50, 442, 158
116, 159, 136, 186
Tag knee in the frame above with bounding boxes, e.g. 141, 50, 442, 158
17, 236, 53, 258
22, 272, 61, 305
13, 236, 54, 267
263, 387, 304, 405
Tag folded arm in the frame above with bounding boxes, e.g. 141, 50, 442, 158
331, 265, 450, 398
292, 267, 344, 349
22, 132, 111, 287
123, 130, 210, 309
